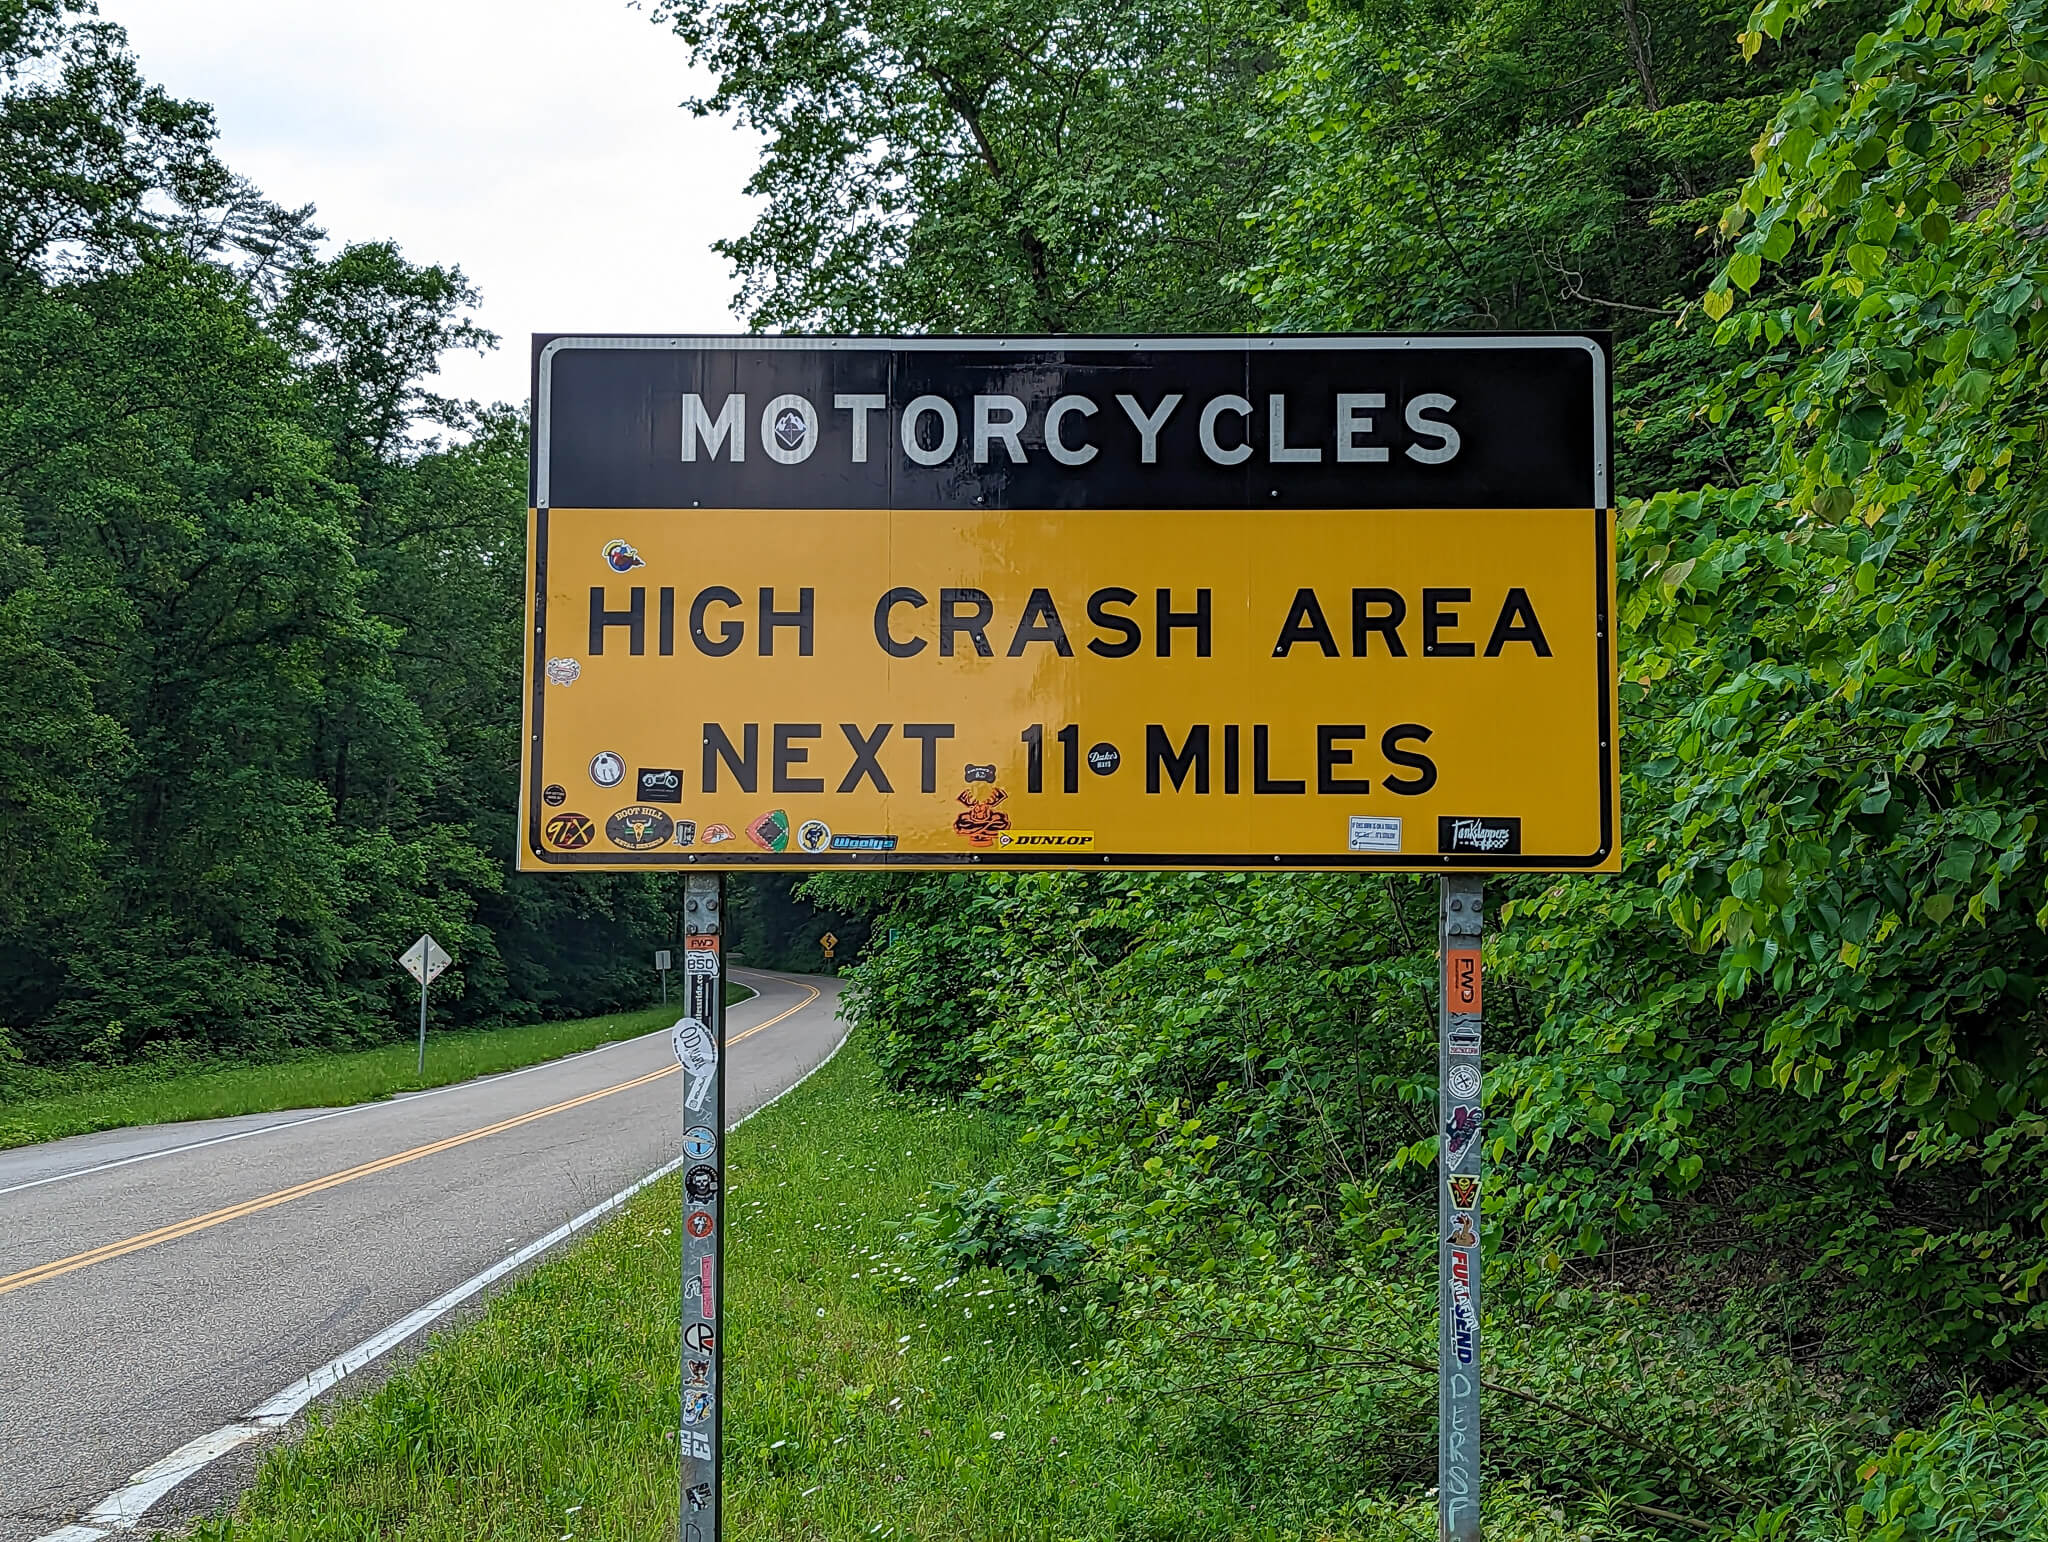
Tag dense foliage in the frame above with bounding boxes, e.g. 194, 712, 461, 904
657, 0, 1277, 332
660, 0, 2048, 1528
0, 0, 685, 1072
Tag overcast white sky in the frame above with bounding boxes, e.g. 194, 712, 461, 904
99, 0, 757, 408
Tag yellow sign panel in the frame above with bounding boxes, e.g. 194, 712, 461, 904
522, 336, 1616, 871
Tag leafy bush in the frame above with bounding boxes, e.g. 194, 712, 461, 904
911, 1176, 1090, 1291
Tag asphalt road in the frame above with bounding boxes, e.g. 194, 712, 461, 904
0, 968, 844, 1542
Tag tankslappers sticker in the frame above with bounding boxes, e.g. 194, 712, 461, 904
1439, 816, 1521, 855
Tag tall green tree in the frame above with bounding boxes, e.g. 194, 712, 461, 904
657, 0, 1284, 331
0, 2, 677, 1064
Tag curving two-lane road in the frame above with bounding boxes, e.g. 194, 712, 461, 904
0, 969, 844, 1542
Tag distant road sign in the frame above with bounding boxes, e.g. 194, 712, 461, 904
655, 949, 673, 972
397, 934, 451, 985
522, 335, 1616, 873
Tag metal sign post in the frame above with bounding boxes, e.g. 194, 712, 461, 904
1438, 877, 1484, 1540
396, 933, 452, 1076
656, 948, 673, 1004
676, 875, 725, 1542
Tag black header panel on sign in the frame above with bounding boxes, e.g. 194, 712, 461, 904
532, 336, 1609, 512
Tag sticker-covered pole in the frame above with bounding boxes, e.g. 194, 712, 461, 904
1438, 875, 1484, 1540
678, 874, 725, 1542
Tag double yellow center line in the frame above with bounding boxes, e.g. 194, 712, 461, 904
0, 981, 819, 1299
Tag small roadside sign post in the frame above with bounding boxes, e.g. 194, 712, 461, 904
396, 934, 451, 1076
521, 334, 1617, 1542
656, 947, 673, 1003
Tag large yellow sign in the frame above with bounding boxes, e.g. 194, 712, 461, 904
522, 337, 1616, 871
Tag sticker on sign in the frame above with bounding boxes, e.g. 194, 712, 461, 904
397, 934, 451, 985
1348, 816, 1402, 853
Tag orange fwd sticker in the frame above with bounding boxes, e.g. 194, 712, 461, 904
1447, 950, 1481, 1014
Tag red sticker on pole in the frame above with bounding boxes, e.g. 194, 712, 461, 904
1447, 950, 1482, 1014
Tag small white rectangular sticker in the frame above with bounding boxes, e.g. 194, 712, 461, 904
1348, 816, 1402, 853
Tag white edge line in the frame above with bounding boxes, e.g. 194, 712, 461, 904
2, 980, 767, 1199
30, 978, 843, 1542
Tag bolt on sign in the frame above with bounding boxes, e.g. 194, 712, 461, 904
521, 336, 1617, 870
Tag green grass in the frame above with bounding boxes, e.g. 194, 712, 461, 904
191, 1031, 1251, 1542
0, 983, 754, 1151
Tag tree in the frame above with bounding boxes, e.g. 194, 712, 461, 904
656, 0, 1284, 331
0, 6, 675, 1060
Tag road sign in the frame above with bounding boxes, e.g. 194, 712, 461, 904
655, 949, 673, 972
521, 335, 1616, 874
397, 934, 450, 985
397, 934, 451, 1075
